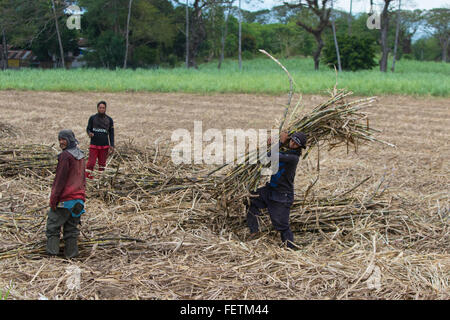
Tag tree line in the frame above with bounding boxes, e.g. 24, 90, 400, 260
0, 0, 448, 71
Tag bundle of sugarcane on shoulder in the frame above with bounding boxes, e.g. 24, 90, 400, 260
210, 89, 393, 208
206, 51, 394, 248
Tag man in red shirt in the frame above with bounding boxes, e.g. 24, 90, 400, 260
47, 130, 86, 258
86, 101, 115, 179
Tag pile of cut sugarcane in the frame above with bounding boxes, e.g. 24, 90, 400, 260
0, 143, 58, 177
87, 141, 215, 203
209, 51, 394, 210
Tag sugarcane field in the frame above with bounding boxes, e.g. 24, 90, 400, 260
0, 84, 448, 300
0, 0, 449, 305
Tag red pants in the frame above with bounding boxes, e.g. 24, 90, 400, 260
86, 146, 109, 179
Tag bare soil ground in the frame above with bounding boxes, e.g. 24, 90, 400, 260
0, 91, 448, 300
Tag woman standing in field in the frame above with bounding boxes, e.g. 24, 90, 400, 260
47, 130, 86, 258
85, 101, 115, 179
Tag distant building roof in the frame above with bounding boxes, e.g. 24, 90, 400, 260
8, 50, 36, 60
0, 46, 38, 61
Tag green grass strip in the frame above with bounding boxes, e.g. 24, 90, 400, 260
0, 58, 448, 97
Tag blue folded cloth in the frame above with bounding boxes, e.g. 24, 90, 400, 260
60, 199, 85, 218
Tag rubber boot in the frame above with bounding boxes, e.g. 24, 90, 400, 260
64, 238, 79, 259
46, 236, 60, 256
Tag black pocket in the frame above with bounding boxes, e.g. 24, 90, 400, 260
72, 202, 84, 215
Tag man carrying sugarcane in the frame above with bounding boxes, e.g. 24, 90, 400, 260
246, 131, 307, 249
47, 130, 86, 259
86, 101, 115, 179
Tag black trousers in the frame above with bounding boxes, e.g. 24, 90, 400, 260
246, 186, 295, 248
46, 207, 81, 258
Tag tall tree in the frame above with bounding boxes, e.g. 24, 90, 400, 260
185, 0, 189, 68
204, 1, 229, 62
330, 0, 341, 72
391, 0, 401, 72
218, 1, 233, 69
189, 0, 207, 68
179, 0, 226, 68
237, 0, 257, 69
0, 0, 7, 69
51, 0, 65, 68
80, 0, 176, 68
0, 0, 66, 69
1, 28, 6, 70
79, 0, 128, 68
425, 8, 450, 62
31, 9, 79, 67
238, 0, 242, 70
1, 0, 34, 69
348, 0, 353, 35
398, 9, 424, 55
124, 0, 133, 68
379, 0, 394, 72
286, 0, 332, 70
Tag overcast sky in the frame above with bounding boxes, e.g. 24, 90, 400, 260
241, 0, 450, 12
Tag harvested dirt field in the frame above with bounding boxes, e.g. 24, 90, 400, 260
0, 90, 449, 300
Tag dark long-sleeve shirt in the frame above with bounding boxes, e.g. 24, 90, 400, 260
50, 151, 86, 208
267, 144, 301, 195
86, 113, 114, 147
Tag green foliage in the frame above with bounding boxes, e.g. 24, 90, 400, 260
412, 37, 442, 61
423, 8, 450, 62
242, 51, 253, 60
167, 54, 178, 67
84, 31, 125, 69
1, 57, 448, 97
242, 34, 256, 52
0, 0, 52, 47
1, 287, 11, 300
31, 15, 79, 62
79, 0, 177, 68
130, 0, 176, 48
244, 22, 314, 58
403, 54, 413, 60
242, 9, 271, 24
0, 1, 448, 69
132, 45, 160, 67
323, 35, 377, 71
225, 34, 238, 57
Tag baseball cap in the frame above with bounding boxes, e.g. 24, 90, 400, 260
290, 132, 307, 149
